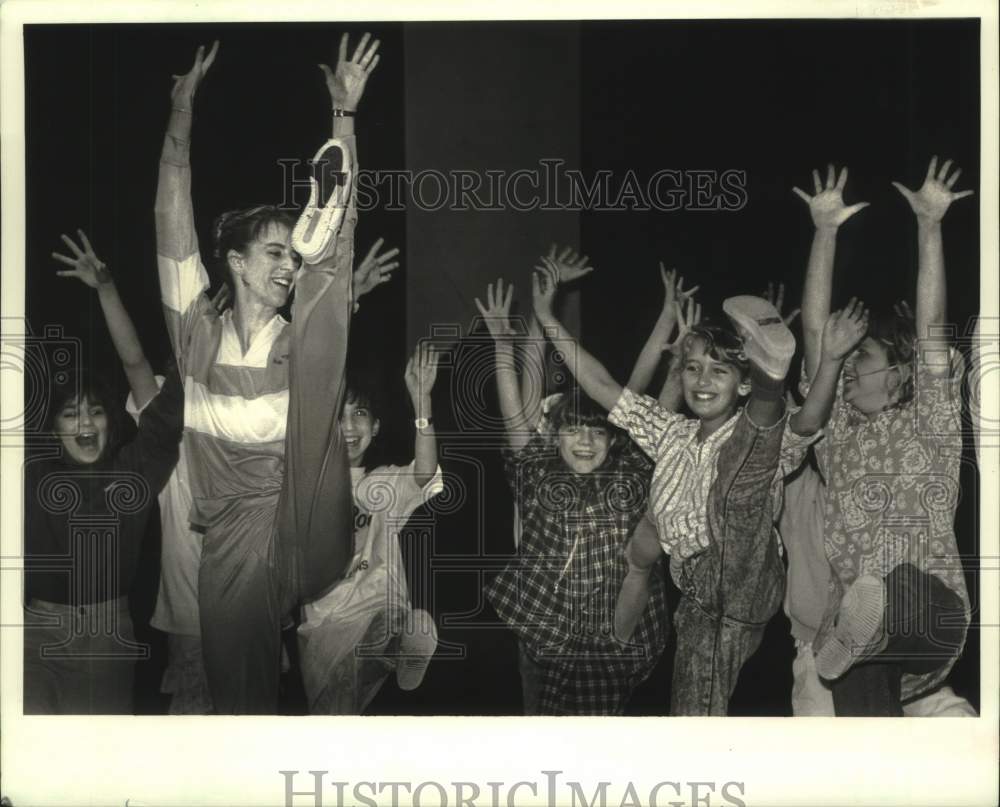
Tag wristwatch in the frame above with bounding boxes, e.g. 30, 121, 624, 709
414, 417, 433, 430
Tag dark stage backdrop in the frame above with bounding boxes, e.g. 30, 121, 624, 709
22, 19, 980, 715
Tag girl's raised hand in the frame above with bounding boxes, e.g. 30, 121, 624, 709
760, 280, 801, 326
355, 237, 400, 299
661, 263, 699, 313
319, 32, 381, 111
892, 157, 974, 224
663, 295, 702, 357
52, 230, 112, 289
793, 164, 870, 230
532, 258, 560, 321
474, 278, 517, 341
405, 342, 439, 401
541, 244, 594, 284
822, 297, 869, 361
170, 41, 219, 108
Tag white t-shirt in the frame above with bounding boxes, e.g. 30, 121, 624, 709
297, 462, 444, 710
127, 378, 200, 636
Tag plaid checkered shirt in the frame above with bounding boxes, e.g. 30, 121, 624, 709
485, 432, 670, 715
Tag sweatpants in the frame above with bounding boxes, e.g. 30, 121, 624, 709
200, 137, 357, 714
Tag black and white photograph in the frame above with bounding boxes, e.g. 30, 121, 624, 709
1, 1, 997, 805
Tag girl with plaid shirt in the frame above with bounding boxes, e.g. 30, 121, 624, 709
530, 255, 864, 715
476, 276, 669, 715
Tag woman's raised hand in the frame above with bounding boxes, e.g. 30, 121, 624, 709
319, 32, 381, 111
793, 164, 870, 230
892, 157, 974, 224
170, 41, 219, 108
52, 230, 112, 289
475, 278, 517, 341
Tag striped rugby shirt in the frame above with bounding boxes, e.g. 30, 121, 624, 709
159, 251, 290, 529
609, 387, 817, 562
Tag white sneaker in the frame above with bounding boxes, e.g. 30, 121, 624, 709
396, 609, 437, 691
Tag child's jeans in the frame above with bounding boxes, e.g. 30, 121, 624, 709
671, 411, 786, 716
830, 563, 966, 717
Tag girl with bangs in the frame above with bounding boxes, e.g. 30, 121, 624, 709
297, 354, 444, 715
529, 255, 868, 715
24, 292, 183, 713
476, 269, 669, 716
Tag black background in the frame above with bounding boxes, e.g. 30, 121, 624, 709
23, 19, 980, 715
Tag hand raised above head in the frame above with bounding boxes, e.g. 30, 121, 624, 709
319, 32, 381, 111
892, 156, 974, 224
405, 342, 439, 400
822, 297, 869, 362
793, 164, 870, 230
355, 237, 400, 299
760, 281, 800, 327
53, 230, 112, 289
474, 278, 517, 341
663, 296, 702, 358
170, 41, 219, 109
661, 263, 699, 312
542, 243, 594, 284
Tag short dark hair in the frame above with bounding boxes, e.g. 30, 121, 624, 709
867, 307, 916, 406
683, 324, 751, 378
547, 388, 624, 458
46, 371, 126, 463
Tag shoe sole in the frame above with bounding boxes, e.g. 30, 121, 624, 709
814, 576, 885, 680
723, 295, 795, 379
396, 609, 438, 691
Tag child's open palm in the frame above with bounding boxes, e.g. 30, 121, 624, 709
542, 244, 594, 284
405, 342, 439, 401
52, 230, 112, 289
822, 298, 868, 362
474, 278, 516, 341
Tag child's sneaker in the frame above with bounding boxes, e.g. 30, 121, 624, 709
814, 575, 886, 680
723, 295, 795, 381
396, 609, 437, 691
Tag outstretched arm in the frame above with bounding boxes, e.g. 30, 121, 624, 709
404, 342, 439, 488
793, 165, 869, 382
519, 245, 595, 427
319, 32, 380, 140
892, 157, 974, 373
154, 42, 217, 262
475, 279, 531, 449
656, 294, 702, 412
627, 264, 697, 394
790, 299, 868, 436
52, 230, 159, 409
532, 259, 622, 413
